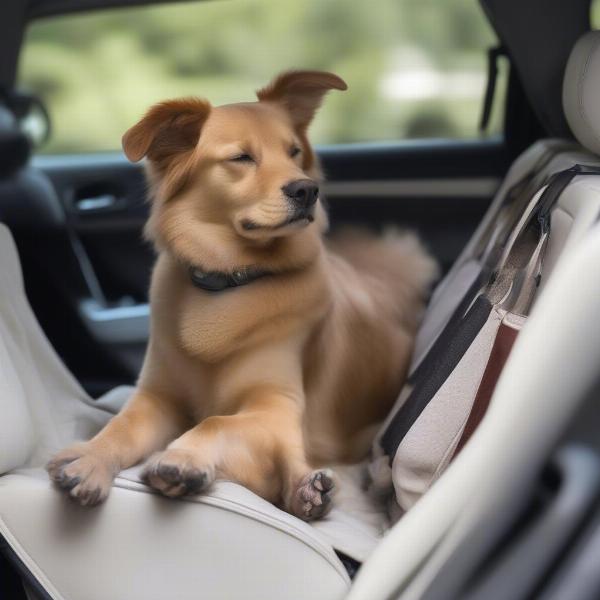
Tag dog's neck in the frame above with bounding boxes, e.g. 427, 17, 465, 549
147, 207, 324, 280
146, 213, 323, 291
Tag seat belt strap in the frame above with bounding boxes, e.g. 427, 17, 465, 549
380, 296, 493, 458
479, 45, 506, 133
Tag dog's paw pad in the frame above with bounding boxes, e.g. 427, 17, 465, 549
46, 447, 113, 507
141, 451, 213, 498
291, 469, 335, 521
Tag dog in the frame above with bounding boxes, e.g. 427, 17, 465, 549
47, 70, 438, 520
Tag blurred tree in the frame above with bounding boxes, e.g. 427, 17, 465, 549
404, 104, 459, 138
19, 0, 502, 153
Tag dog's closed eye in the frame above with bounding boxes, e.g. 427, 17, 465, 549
230, 153, 255, 163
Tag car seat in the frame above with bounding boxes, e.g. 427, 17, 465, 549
2, 30, 600, 600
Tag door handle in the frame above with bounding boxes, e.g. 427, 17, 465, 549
75, 193, 119, 213
78, 298, 150, 344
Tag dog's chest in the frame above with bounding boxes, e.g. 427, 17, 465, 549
175, 281, 324, 364
151, 252, 330, 365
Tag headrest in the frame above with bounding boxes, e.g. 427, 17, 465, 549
0, 105, 31, 178
563, 31, 600, 155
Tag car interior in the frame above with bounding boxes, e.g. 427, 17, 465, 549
2, 0, 600, 599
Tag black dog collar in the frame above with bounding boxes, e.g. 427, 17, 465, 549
189, 264, 272, 292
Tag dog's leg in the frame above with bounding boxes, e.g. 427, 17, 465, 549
46, 390, 186, 506
142, 390, 334, 520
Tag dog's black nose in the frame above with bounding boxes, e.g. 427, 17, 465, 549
282, 179, 319, 208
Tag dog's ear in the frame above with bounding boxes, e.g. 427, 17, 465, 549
122, 98, 211, 165
256, 70, 347, 130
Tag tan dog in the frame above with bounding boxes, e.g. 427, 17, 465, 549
47, 71, 438, 520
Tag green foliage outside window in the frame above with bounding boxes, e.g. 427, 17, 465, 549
19, 0, 504, 154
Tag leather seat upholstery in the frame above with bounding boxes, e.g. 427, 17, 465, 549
0, 228, 353, 600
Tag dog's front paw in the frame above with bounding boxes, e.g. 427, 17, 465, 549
141, 449, 215, 498
290, 469, 335, 521
46, 444, 114, 506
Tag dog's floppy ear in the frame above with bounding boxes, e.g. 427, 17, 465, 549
122, 98, 211, 165
256, 70, 347, 130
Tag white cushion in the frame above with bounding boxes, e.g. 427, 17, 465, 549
372, 143, 600, 517
392, 307, 506, 511
0, 469, 350, 600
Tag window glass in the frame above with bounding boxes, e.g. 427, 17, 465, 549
19, 0, 505, 153
592, 0, 600, 28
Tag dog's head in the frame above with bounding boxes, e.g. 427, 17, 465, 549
123, 71, 346, 256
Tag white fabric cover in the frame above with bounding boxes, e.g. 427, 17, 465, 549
0, 230, 106, 475
408, 139, 563, 378
0, 222, 390, 600
563, 30, 600, 156
368, 141, 549, 500
368, 142, 549, 512
0, 235, 36, 473
350, 216, 600, 600
374, 142, 600, 516
392, 308, 504, 512
377, 308, 527, 515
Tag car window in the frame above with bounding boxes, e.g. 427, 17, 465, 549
592, 0, 600, 27
19, 0, 506, 154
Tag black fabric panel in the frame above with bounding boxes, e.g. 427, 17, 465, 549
381, 296, 493, 459
503, 61, 546, 159
334, 550, 361, 579
408, 269, 488, 384
0, 533, 53, 600
0, 105, 30, 178
0, 552, 27, 600
0, 1, 26, 87
480, 0, 590, 138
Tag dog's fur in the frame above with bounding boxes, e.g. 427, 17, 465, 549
47, 71, 438, 520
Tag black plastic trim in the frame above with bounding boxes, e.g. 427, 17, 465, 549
0, 532, 53, 600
